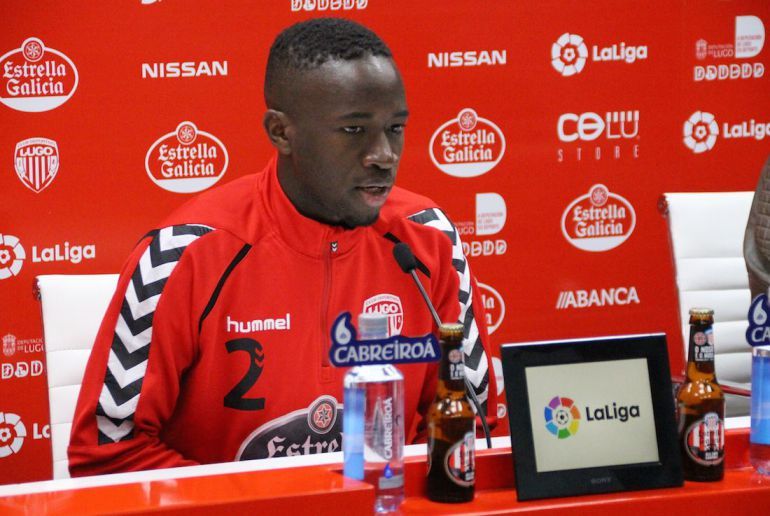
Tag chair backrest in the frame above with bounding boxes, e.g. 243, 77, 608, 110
661, 192, 753, 391
37, 274, 118, 479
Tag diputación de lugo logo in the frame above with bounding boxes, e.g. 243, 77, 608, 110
561, 184, 636, 252
145, 121, 229, 193
429, 108, 505, 178
0, 38, 78, 112
544, 396, 580, 439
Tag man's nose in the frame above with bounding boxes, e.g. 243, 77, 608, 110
362, 131, 398, 170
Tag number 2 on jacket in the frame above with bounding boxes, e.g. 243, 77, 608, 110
224, 338, 266, 411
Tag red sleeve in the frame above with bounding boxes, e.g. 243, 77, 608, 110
68, 225, 216, 476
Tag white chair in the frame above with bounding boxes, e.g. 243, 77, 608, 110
660, 192, 753, 416
36, 274, 119, 479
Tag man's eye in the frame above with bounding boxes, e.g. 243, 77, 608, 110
342, 126, 364, 134
390, 124, 406, 135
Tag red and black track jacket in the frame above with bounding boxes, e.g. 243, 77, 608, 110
68, 157, 497, 475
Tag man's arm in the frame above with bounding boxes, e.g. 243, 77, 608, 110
68, 225, 214, 476
407, 207, 499, 435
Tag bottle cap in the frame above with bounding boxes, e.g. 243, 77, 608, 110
689, 307, 714, 317
358, 312, 389, 340
439, 323, 464, 339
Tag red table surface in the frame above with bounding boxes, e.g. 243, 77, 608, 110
1, 429, 768, 515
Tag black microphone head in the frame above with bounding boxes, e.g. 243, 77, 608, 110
393, 242, 417, 273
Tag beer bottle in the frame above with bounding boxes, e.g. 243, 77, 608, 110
426, 323, 475, 503
676, 308, 725, 481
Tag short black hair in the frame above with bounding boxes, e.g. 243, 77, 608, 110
265, 18, 393, 106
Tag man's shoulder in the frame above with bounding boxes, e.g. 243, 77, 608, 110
382, 185, 438, 219
159, 173, 261, 242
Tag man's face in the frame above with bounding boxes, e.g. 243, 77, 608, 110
279, 55, 408, 228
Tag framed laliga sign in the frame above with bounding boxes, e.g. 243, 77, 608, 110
501, 333, 683, 501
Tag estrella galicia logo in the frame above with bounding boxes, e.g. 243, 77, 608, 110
224, 338, 265, 411
544, 396, 580, 439
747, 294, 770, 346
329, 312, 439, 366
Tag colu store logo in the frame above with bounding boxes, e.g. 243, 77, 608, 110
684, 111, 770, 154
145, 121, 229, 193
551, 32, 648, 77
0, 38, 78, 112
14, 137, 59, 193
561, 185, 636, 252
429, 109, 506, 178
558, 111, 639, 142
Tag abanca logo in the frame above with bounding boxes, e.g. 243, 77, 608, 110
429, 109, 505, 178
561, 184, 636, 252
683, 111, 719, 153
0, 234, 25, 280
544, 396, 580, 439
0, 38, 78, 112
145, 121, 229, 193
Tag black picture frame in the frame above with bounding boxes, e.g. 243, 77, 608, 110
501, 333, 683, 501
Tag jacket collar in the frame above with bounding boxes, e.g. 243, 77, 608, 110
259, 156, 368, 259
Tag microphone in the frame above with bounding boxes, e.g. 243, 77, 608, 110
393, 242, 442, 328
391, 242, 492, 448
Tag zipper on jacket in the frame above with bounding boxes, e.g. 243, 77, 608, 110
319, 240, 336, 382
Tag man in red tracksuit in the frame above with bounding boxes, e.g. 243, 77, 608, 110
69, 18, 496, 475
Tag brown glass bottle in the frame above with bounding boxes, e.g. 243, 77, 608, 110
676, 308, 725, 481
426, 323, 475, 503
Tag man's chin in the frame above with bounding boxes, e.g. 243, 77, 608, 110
340, 209, 380, 229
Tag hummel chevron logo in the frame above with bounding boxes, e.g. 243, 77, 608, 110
97, 224, 212, 444
409, 208, 490, 410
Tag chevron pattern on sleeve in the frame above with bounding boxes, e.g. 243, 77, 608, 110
408, 208, 490, 410
96, 224, 213, 445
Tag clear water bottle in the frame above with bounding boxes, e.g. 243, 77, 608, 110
751, 345, 770, 475
343, 313, 405, 514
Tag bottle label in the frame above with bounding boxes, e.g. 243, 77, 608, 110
692, 328, 715, 362
444, 431, 475, 487
448, 348, 465, 380
684, 412, 725, 466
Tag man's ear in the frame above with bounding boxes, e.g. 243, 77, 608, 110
263, 109, 292, 155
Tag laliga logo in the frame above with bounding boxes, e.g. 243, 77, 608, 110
544, 396, 580, 439
552, 32, 648, 76
551, 33, 588, 76
478, 282, 504, 334
14, 138, 59, 193
429, 109, 505, 178
561, 185, 636, 252
0, 412, 26, 458
0, 38, 78, 112
683, 111, 719, 153
145, 121, 229, 193
0, 234, 25, 280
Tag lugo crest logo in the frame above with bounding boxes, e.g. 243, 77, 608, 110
429, 109, 505, 178
561, 184, 636, 252
0, 38, 78, 112
362, 294, 403, 337
145, 121, 228, 193
14, 138, 59, 193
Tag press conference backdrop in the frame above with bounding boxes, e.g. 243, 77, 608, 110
1, 0, 769, 484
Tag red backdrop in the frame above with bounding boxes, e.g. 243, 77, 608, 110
1, 0, 769, 484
